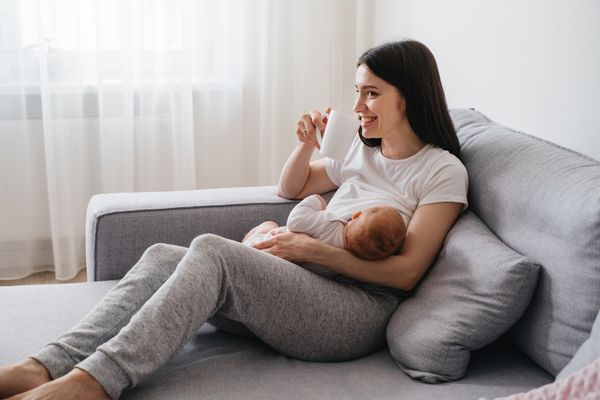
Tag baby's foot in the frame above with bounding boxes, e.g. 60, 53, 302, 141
243, 221, 279, 242
0, 358, 51, 398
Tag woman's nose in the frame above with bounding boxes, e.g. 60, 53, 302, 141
353, 96, 365, 113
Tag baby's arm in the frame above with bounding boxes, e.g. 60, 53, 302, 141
312, 194, 327, 210
286, 194, 328, 235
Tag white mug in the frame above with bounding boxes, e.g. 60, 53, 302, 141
317, 110, 361, 161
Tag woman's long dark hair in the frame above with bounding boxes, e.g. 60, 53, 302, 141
357, 40, 461, 159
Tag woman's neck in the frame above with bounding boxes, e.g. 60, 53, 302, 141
380, 127, 427, 160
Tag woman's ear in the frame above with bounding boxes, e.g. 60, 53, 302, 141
397, 94, 406, 114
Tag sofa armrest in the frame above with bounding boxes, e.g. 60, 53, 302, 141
85, 186, 298, 281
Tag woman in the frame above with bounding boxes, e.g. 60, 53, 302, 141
0, 40, 467, 400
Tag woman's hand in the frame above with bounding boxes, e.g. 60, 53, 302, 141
295, 107, 331, 150
277, 107, 338, 200
252, 230, 318, 263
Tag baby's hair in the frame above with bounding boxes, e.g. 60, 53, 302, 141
346, 207, 406, 261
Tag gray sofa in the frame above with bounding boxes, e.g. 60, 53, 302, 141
2, 108, 599, 399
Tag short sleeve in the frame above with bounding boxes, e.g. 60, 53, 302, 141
323, 157, 343, 187
420, 160, 469, 209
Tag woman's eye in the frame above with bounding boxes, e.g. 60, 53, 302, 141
354, 89, 378, 97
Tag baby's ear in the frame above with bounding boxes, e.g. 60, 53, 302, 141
351, 211, 362, 220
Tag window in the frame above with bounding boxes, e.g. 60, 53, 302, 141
0, 0, 244, 86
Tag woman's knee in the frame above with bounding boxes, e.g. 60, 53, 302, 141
182, 234, 232, 275
123, 243, 187, 283
189, 233, 228, 251
138, 243, 187, 272
185, 233, 262, 281
188, 234, 243, 263
144, 243, 186, 260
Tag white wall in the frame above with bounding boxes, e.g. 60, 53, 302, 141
373, 0, 600, 161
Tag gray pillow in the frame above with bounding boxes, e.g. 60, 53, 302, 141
556, 309, 600, 380
386, 211, 541, 383
452, 108, 600, 375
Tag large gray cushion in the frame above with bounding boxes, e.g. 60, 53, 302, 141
387, 211, 540, 382
451, 108, 600, 375
556, 309, 600, 379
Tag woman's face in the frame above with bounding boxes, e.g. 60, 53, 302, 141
353, 64, 406, 139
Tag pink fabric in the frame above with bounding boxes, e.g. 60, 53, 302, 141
494, 358, 600, 400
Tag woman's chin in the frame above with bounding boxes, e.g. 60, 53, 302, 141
362, 129, 379, 139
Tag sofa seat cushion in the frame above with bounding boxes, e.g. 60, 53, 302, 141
1, 281, 552, 399
1, 280, 117, 362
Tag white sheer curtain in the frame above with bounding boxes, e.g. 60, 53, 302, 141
0, 0, 373, 280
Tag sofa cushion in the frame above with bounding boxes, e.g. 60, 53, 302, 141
0, 281, 553, 399
387, 211, 540, 383
556, 308, 600, 379
451, 108, 600, 375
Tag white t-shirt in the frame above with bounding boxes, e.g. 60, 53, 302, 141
323, 136, 468, 227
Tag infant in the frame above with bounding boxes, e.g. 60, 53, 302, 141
243, 194, 406, 261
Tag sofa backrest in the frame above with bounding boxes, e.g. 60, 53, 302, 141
450, 108, 600, 376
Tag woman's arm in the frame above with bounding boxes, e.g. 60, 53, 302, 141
278, 109, 337, 199
255, 202, 463, 291
278, 150, 337, 200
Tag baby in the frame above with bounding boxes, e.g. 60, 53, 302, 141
243, 194, 406, 261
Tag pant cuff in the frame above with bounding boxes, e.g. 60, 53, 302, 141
31, 344, 76, 379
76, 351, 130, 400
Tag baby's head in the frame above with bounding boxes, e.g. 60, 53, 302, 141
343, 206, 406, 261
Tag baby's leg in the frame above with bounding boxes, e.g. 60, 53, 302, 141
242, 221, 279, 244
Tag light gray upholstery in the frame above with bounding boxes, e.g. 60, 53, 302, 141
387, 211, 540, 383
451, 109, 600, 375
0, 282, 552, 400
3, 108, 599, 399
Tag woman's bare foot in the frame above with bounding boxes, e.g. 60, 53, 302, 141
0, 358, 51, 398
7, 368, 110, 400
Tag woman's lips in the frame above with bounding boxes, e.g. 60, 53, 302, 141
361, 116, 377, 129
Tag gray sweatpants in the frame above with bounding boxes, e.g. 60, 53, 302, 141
32, 234, 400, 399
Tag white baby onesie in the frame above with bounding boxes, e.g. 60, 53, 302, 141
242, 194, 346, 248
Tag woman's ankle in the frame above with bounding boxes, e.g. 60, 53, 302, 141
0, 358, 51, 397
68, 368, 111, 399
21, 358, 52, 381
